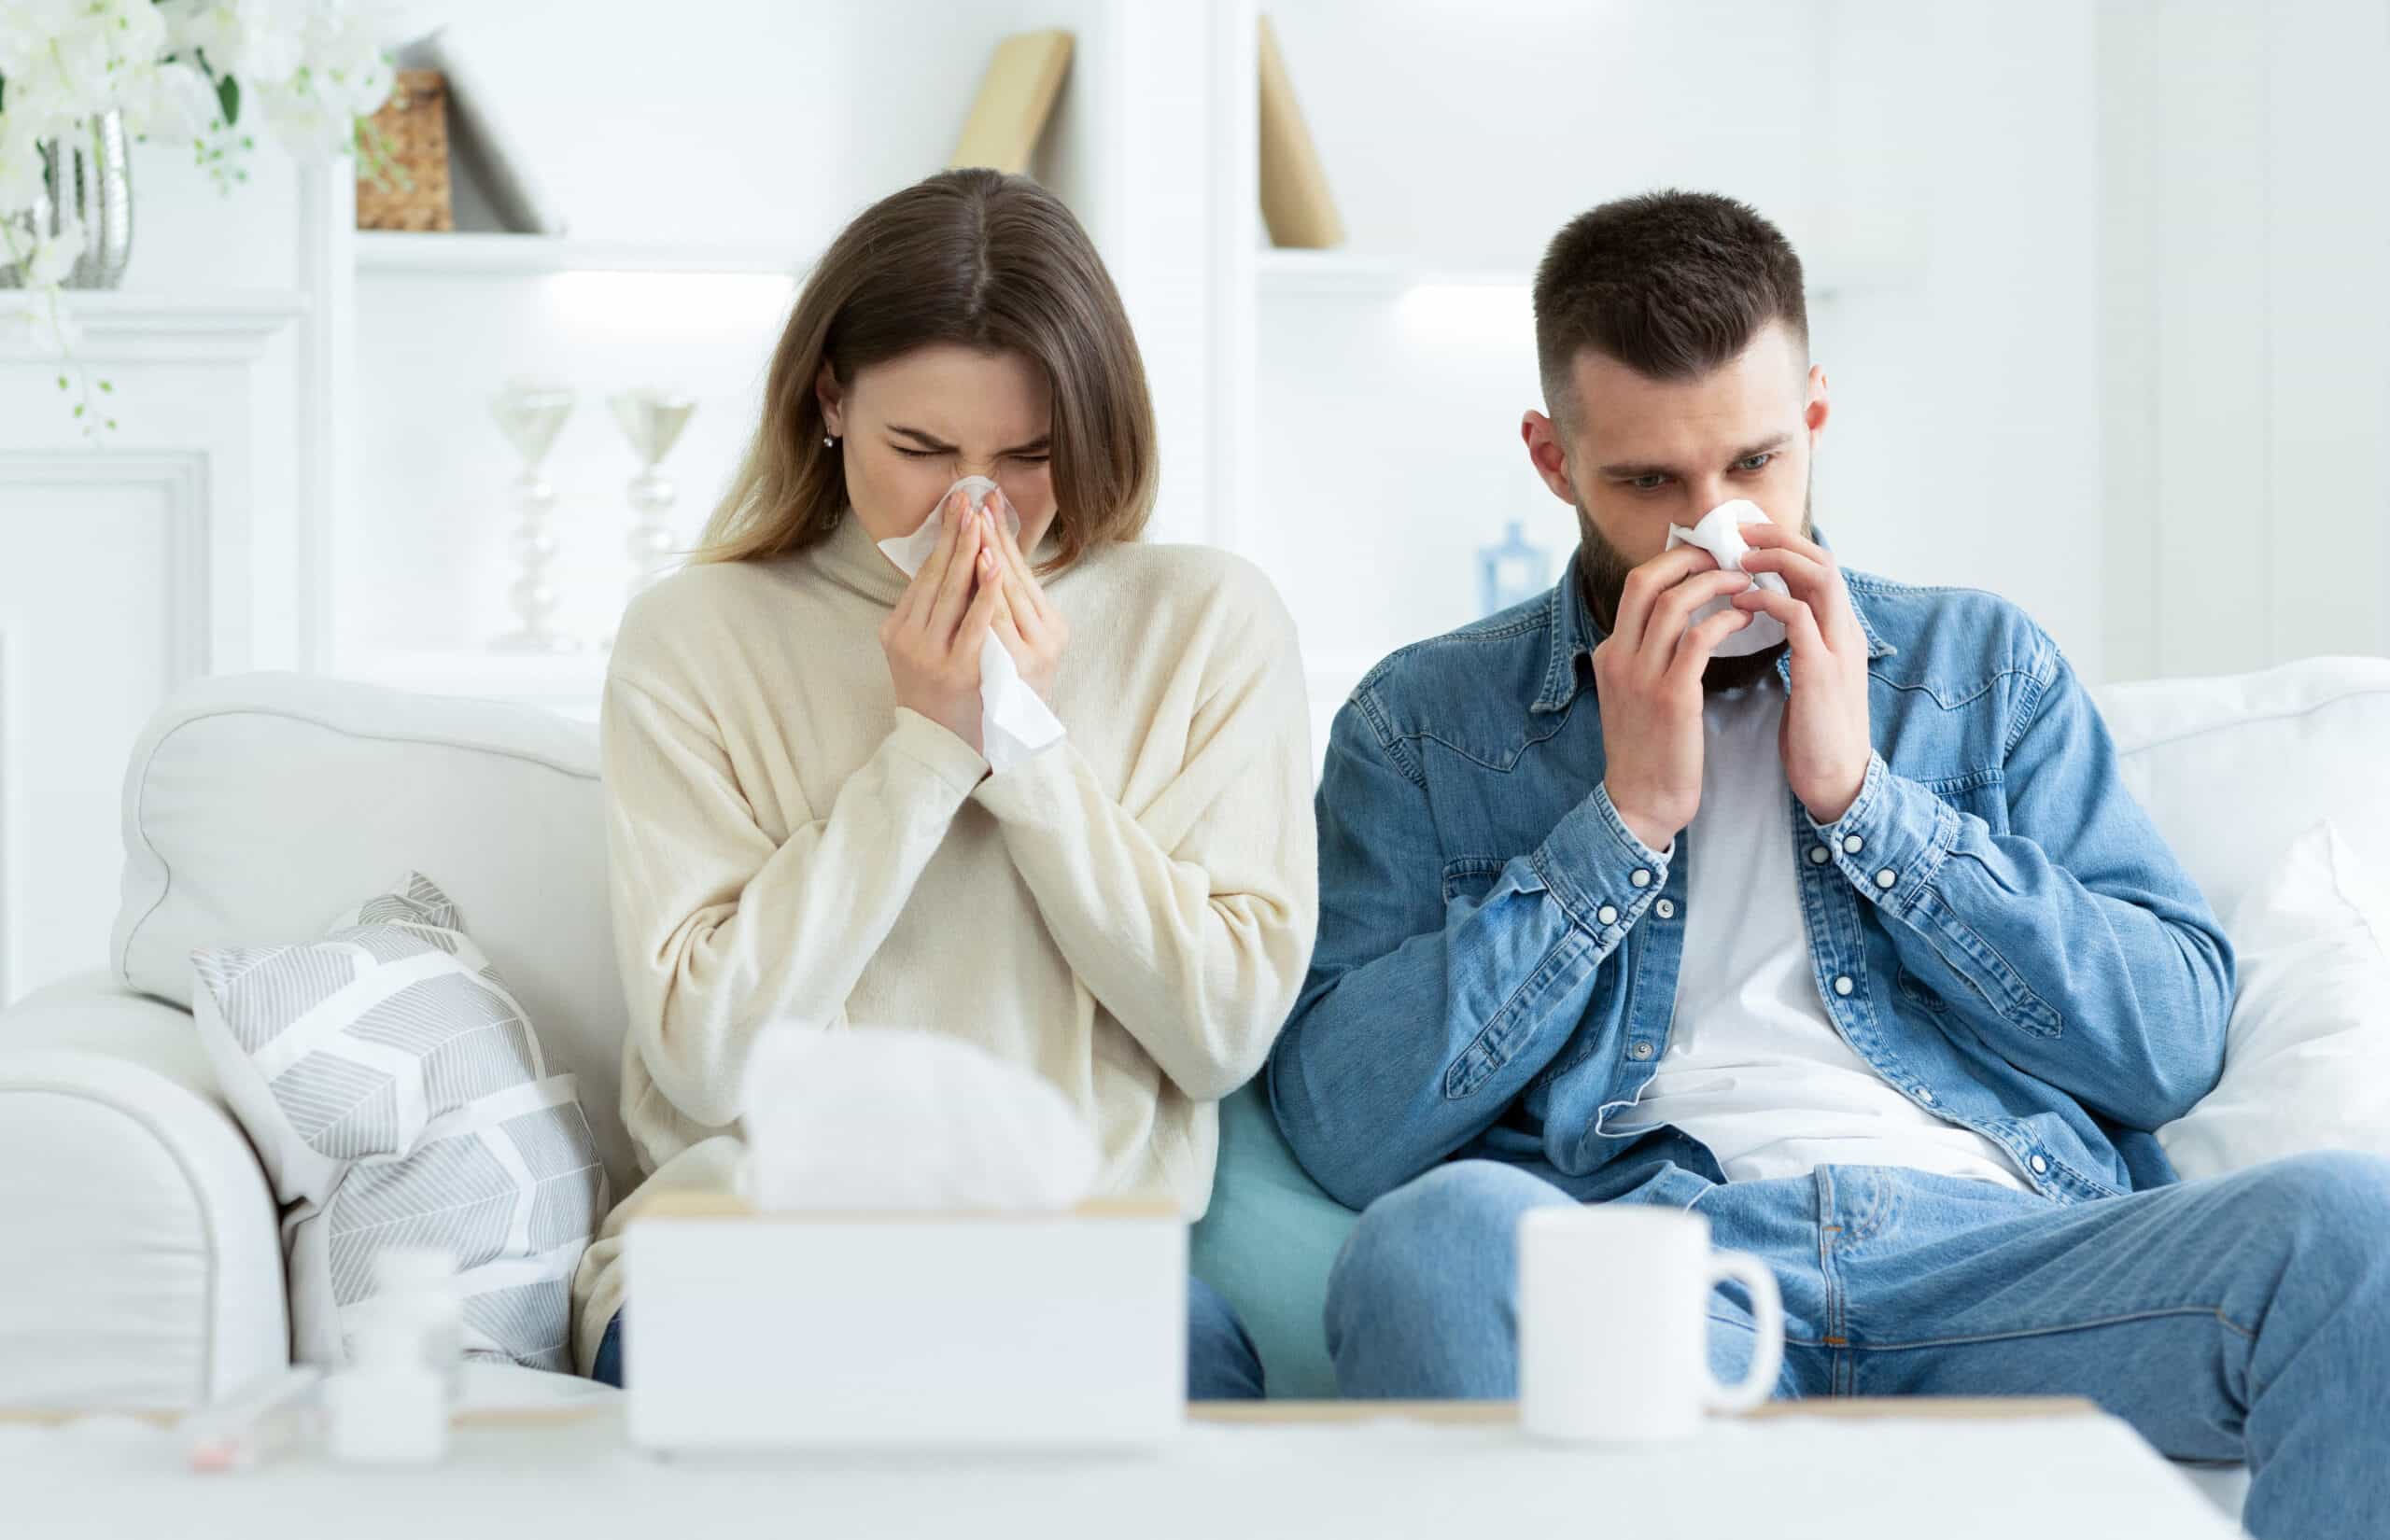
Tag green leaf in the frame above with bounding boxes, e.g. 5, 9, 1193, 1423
98, 380, 113, 394
217, 74, 239, 127
73, 404, 85, 418
56, 375, 67, 390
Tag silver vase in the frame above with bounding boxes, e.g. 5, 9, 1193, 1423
0, 112, 134, 289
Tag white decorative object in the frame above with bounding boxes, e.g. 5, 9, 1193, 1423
489, 378, 578, 653
605, 387, 695, 632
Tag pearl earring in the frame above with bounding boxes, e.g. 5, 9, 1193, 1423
822, 434, 836, 449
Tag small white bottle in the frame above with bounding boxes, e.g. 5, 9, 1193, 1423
324, 1312, 449, 1463
373, 1247, 463, 1400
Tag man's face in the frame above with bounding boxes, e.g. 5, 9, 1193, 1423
1522, 320, 1830, 640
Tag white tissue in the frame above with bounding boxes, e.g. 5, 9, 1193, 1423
740, 1026, 1101, 1213
1663, 499, 1791, 658
878, 475, 1068, 772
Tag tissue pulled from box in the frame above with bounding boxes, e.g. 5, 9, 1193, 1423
876, 476, 1066, 772
740, 1026, 1101, 1212
1664, 498, 1792, 658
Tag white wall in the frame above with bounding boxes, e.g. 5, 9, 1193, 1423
2099, 0, 2390, 682
1246, 0, 2109, 681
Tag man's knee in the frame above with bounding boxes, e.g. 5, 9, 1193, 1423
2228, 1151, 2390, 1281
1327, 1160, 1569, 1322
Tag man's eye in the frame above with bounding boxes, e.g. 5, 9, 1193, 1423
1737, 454, 1774, 472
1629, 474, 1670, 492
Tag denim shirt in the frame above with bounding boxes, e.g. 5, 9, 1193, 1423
1268, 548, 2234, 1213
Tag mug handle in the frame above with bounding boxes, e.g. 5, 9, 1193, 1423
1702, 1250, 1785, 1414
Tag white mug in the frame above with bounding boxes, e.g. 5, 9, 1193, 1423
1517, 1205, 1785, 1442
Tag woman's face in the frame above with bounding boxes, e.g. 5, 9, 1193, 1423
817, 343, 1059, 550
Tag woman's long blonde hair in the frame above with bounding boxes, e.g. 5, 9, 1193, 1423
693, 169, 1157, 571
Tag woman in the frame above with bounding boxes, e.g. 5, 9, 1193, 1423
571, 168, 1317, 1399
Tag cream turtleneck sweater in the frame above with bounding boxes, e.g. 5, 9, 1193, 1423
569, 511, 1318, 1374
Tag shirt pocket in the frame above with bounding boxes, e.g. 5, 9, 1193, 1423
1441, 856, 1507, 907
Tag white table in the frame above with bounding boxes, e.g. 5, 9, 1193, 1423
1, 1395, 2245, 1539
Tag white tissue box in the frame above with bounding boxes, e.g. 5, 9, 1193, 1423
623, 1194, 1188, 1452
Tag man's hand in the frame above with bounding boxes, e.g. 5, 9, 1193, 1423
1594, 548, 1757, 853
1735, 521, 1872, 823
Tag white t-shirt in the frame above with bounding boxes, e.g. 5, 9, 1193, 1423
1611, 679, 2029, 1189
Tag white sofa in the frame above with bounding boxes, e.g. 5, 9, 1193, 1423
9, 658, 2390, 1516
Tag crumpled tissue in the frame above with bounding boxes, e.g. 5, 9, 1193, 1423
1664, 498, 1791, 658
878, 475, 1067, 772
740, 1025, 1101, 1213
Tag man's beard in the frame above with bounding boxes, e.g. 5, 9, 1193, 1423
1576, 485, 1811, 695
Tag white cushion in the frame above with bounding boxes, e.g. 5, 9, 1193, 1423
2097, 655, 2390, 921
2159, 823, 2390, 1181
190, 874, 608, 1371
109, 671, 636, 1200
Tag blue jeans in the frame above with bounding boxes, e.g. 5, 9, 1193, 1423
591, 1273, 1265, 1400
1326, 1153, 2390, 1540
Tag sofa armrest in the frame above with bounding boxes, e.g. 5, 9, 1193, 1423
0, 973, 288, 1409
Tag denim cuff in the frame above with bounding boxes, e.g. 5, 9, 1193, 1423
1532, 782, 1674, 944
1807, 750, 1957, 917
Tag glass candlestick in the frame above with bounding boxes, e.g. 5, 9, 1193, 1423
606, 388, 696, 644
487, 380, 579, 654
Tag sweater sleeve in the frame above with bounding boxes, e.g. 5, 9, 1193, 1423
967, 575, 1318, 1102
602, 673, 987, 1127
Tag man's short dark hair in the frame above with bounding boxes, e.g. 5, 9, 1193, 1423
1533, 189, 1807, 424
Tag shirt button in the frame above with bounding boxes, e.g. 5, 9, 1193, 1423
1597, 904, 1619, 926
1916, 1087, 1935, 1105
1630, 1042, 1654, 1060
1833, 975, 1854, 996
2030, 1155, 2049, 1174
1655, 899, 1676, 919
1842, 833, 1864, 854
1808, 846, 1832, 865
1875, 868, 1898, 889
1631, 868, 1652, 889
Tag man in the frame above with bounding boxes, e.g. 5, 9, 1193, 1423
1267, 190, 2389, 1540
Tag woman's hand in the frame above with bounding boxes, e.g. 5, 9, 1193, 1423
879, 489, 1004, 750
982, 497, 1069, 701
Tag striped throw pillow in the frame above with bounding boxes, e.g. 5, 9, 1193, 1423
190, 873, 608, 1372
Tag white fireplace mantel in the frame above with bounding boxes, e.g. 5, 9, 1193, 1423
0, 285, 316, 1004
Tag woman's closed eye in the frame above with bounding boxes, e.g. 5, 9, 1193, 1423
890, 444, 1047, 465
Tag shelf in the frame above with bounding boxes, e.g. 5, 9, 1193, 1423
0, 288, 309, 361
355, 231, 802, 278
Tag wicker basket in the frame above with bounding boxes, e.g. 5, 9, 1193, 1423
356, 68, 454, 232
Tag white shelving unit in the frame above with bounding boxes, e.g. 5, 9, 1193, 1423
354, 231, 801, 278
317, 0, 1924, 734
